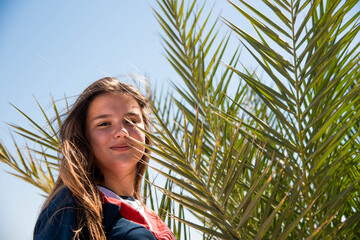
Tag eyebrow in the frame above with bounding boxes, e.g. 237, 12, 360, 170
91, 114, 111, 122
90, 112, 142, 122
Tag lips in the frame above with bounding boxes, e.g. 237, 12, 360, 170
110, 143, 131, 151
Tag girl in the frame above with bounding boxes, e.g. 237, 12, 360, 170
34, 77, 175, 240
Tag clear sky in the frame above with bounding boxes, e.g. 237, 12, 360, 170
6, 1, 357, 239
0, 1, 240, 239
0, 1, 174, 239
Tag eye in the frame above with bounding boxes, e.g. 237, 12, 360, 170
97, 121, 111, 127
125, 118, 137, 124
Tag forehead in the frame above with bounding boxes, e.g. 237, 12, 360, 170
87, 93, 142, 116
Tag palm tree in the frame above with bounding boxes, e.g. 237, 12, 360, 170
148, 0, 360, 239
1, 0, 359, 239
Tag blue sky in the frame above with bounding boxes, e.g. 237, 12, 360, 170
0, 1, 242, 239
6, 1, 358, 239
0, 1, 173, 239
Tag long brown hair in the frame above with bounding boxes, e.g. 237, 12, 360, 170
42, 77, 152, 240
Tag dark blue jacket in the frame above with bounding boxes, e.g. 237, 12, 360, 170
34, 187, 157, 240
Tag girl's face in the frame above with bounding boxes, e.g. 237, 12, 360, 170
85, 93, 146, 180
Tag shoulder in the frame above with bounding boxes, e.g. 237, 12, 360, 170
103, 202, 157, 240
143, 206, 176, 240
34, 186, 79, 240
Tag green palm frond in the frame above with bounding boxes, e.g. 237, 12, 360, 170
0, 97, 62, 195
1, 0, 359, 239
151, 0, 360, 239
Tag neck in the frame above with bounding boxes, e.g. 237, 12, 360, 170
100, 173, 135, 197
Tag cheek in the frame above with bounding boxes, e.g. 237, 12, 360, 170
136, 128, 146, 143
88, 131, 108, 152
131, 128, 146, 151
129, 124, 146, 142
140, 129, 146, 143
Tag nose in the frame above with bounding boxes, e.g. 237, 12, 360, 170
114, 125, 129, 138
